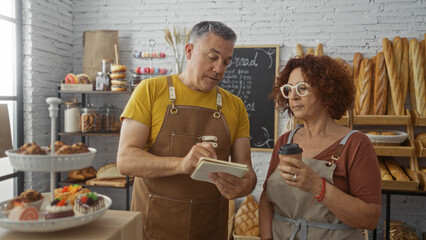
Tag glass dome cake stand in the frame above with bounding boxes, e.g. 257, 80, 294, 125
1, 97, 110, 232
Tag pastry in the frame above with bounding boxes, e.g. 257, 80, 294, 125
356, 58, 372, 115
392, 37, 402, 84
96, 163, 125, 179
109, 72, 126, 79
381, 131, 397, 136
54, 184, 91, 205
373, 52, 388, 115
305, 47, 314, 56
314, 43, 323, 56
55, 145, 74, 155
400, 38, 409, 105
353, 52, 363, 96
383, 158, 409, 181
379, 158, 393, 180
47, 140, 67, 153
68, 166, 97, 181
71, 142, 90, 153
64, 73, 78, 84
296, 44, 304, 58
17, 142, 46, 155
44, 198, 74, 219
409, 39, 426, 116
8, 202, 39, 221
76, 74, 91, 84
111, 64, 127, 73
383, 38, 404, 115
74, 192, 105, 215
234, 194, 259, 237
5, 189, 44, 211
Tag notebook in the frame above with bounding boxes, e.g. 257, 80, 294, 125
190, 157, 249, 183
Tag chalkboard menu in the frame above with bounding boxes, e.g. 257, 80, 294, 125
219, 45, 279, 150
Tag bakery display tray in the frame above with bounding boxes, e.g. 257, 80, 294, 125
5, 148, 96, 172
0, 193, 111, 232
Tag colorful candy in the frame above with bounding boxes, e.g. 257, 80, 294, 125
133, 51, 166, 58
135, 67, 168, 75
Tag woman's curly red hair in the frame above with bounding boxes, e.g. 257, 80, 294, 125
270, 55, 354, 119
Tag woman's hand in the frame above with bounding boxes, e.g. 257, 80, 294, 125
278, 157, 323, 197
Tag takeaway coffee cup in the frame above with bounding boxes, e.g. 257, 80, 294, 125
278, 143, 303, 167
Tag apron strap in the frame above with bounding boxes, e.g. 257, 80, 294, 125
286, 126, 301, 144
166, 76, 178, 114
329, 130, 359, 164
274, 212, 352, 240
214, 87, 223, 118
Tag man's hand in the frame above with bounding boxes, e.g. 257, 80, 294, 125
208, 172, 250, 199
179, 143, 217, 175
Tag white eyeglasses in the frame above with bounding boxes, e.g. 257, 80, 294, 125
280, 82, 311, 98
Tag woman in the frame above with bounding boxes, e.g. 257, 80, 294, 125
259, 55, 381, 240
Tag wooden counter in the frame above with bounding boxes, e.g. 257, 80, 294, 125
0, 210, 142, 240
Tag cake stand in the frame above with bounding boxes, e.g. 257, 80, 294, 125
5, 97, 97, 200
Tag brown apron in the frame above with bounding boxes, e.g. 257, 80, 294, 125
131, 76, 232, 240
266, 128, 364, 240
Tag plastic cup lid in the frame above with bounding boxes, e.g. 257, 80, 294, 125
278, 143, 303, 155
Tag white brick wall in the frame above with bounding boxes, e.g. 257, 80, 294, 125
23, 0, 426, 236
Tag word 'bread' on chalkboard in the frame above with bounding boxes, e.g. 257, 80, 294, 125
219, 45, 279, 150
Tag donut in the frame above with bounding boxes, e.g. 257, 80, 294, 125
111, 79, 127, 86
111, 85, 127, 91
110, 73, 126, 79
64, 73, 78, 84
76, 74, 91, 84
111, 64, 127, 73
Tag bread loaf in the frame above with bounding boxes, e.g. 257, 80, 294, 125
379, 158, 393, 180
409, 39, 426, 116
296, 44, 304, 58
306, 47, 314, 56
229, 199, 235, 219
96, 163, 125, 179
384, 158, 409, 181
314, 43, 324, 56
68, 166, 97, 181
393, 37, 402, 83
373, 52, 388, 115
234, 195, 259, 237
383, 38, 404, 115
356, 58, 372, 115
353, 52, 363, 95
400, 38, 409, 106
370, 56, 376, 114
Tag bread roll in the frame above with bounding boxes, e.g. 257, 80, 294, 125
400, 38, 409, 106
296, 44, 304, 58
373, 52, 388, 115
353, 52, 363, 91
314, 43, 324, 56
384, 158, 409, 181
96, 163, 125, 179
409, 39, 426, 116
234, 195, 259, 237
379, 158, 393, 180
383, 38, 404, 115
306, 47, 314, 56
356, 58, 372, 115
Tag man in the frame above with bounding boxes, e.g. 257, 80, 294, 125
117, 21, 256, 240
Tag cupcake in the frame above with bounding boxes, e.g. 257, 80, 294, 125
74, 192, 105, 215
44, 198, 74, 220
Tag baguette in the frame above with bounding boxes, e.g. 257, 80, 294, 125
306, 47, 314, 56
314, 43, 324, 56
296, 44, 304, 58
379, 158, 393, 180
400, 38, 409, 106
393, 37, 402, 84
370, 56, 376, 114
353, 52, 363, 92
356, 58, 372, 115
373, 52, 388, 115
409, 39, 426, 116
384, 158, 409, 181
383, 38, 404, 115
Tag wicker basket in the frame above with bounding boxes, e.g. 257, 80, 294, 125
232, 230, 260, 240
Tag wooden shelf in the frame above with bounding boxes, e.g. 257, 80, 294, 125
353, 110, 411, 125
415, 139, 426, 157
411, 110, 426, 126
58, 178, 133, 189
58, 132, 120, 137
373, 139, 415, 157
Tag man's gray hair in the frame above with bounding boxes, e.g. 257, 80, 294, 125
188, 21, 237, 44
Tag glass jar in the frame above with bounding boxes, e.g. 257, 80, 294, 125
102, 59, 114, 74
102, 106, 121, 132
80, 106, 101, 132
96, 72, 110, 91
64, 98, 80, 133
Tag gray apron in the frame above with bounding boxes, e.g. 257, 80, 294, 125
266, 128, 364, 240
131, 76, 232, 240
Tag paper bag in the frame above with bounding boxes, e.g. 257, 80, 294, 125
0, 104, 13, 157
83, 30, 119, 82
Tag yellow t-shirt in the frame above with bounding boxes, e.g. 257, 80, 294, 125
121, 74, 250, 149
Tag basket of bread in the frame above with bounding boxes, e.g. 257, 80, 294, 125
379, 157, 419, 191
232, 194, 260, 240
362, 130, 408, 146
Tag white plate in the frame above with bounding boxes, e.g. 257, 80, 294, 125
0, 194, 111, 232
5, 147, 96, 172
